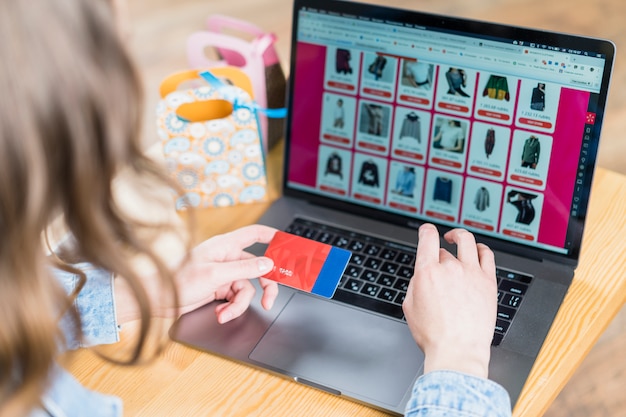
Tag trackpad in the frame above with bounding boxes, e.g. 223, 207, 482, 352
249, 293, 424, 406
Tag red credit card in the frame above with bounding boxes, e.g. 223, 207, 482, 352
262, 231, 352, 298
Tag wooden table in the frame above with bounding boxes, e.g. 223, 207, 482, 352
62, 142, 626, 416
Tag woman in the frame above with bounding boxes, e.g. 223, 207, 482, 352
0, 1, 511, 416
0, 1, 278, 415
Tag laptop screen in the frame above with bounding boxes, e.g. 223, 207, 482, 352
283, 0, 615, 260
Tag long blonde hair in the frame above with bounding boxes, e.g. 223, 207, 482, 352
0, 0, 185, 414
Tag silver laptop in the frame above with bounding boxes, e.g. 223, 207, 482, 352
171, 0, 615, 413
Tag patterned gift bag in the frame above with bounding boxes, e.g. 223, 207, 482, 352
157, 67, 270, 209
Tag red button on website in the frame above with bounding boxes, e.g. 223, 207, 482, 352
399, 95, 430, 105
358, 142, 386, 152
323, 133, 350, 144
425, 211, 455, 222
477, 109, 510, 121
390, 201, 418, 213
394, 149, 424, 160
354, 193, 381, 204
503, 229, 534, 241
432, 157, 462, 169
463, 220, 494, 231
511, 175, 543, 186
363, 88, 392, 98
326, 81, 355, 91
470, 166, 501, 177
319, 185, 346, 196
519, 117, 552, 129
438, 102, 469, 113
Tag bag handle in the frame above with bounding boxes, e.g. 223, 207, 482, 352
159, 67, 254, 99
205, 14, 280, 67
159, 68, 285, 123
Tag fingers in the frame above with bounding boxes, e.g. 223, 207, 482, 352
258, 277, 279, 310
415, 224, 441, 266
444, 228, 479, 265
220, 225, 278, 252
213, 278, 279, 323
202, 256, 274, 288
214, 280, 256, 323
477, 243, 496, 276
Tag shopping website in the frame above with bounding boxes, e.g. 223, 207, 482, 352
286, 9, 606, 254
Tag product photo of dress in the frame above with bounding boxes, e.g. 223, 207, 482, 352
484, 128, 496, 159
333, 100, 345, 129
335, 48, 352, 74
363, 103, 385, 136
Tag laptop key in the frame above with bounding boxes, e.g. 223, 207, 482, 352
333, 289, 404, 319
378, 288, 398, 302
361, 284, 381, 297
348, 240, 365, 252
398, 266, 414, 279
497, 305, 517, 321
380, 249, 398, 260
499, 280, 529, 296
350, 254, 365, 266
393, 278, 409, 292
503, 293, 522, 308
333, 236, 350, 247
380, 262, 399, 274
317, 232, 334, 243
396, 252, 415, 265
377, 274, 395, 287
492, 332, 504, 346
364, 258, 381, 270
344, 279, 363, 292
361, 270, 379, 282
394, 292, 406, 305
345, 265, 362, 278
364, 244, 382, 256
494, 319, 510, 334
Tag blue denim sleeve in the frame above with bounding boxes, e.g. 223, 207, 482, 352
33, 364, 123, 417
54, 262, 120, 349
405, 370, 512, 417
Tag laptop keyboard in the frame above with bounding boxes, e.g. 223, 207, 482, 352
284, 217, 533, 346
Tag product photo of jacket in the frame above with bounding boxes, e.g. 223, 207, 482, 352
399, 112, 421, 142
521, 136, 541, 168
358, 160, 380, 187
474, 187, 490, 212
483, 75, 510, 101
433, 177, 453, 203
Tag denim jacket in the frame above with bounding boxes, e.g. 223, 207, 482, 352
38, 263, 511, 417
33, 264, 123, 417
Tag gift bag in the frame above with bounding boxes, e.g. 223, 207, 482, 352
157, 67, 270, 210
186, 15, 287, 152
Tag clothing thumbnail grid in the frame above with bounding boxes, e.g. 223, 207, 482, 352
288, 43, 591, 252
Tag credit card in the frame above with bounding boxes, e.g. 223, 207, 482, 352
261, 231, 352, 298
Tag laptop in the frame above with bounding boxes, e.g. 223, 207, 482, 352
171, 0, 615, 413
